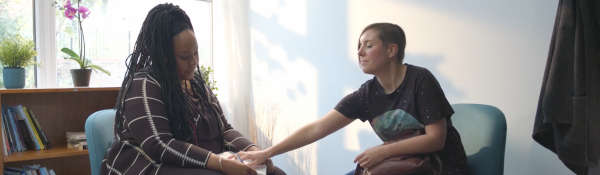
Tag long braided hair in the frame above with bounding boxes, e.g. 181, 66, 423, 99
115, 3, 199, 141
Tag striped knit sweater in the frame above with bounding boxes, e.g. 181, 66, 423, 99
101, 72, 255, 175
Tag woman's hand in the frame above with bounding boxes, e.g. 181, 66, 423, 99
241, 146, 277, 173
238, 149, 270, 167
221, 158, 257, 175
354, 145, 389, 169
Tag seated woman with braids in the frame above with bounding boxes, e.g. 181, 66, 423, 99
101, 3, 285, 175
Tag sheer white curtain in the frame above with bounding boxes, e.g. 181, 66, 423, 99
212, 0, 255, 140
213, 1, 316, 174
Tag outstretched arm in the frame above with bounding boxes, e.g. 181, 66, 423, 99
239, 110, 354, 166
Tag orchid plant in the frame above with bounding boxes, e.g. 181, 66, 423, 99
55, 0, 109, 75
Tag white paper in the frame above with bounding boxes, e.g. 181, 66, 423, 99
218, 151, 266, 175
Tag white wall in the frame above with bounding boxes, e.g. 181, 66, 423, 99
246, 0, 571, 174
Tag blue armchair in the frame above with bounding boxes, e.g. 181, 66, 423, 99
451, 104, 507, 175
85, 109, 116, 175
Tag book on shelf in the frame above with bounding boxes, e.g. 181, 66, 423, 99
10, 106, 36, 151
26, 108, 50, 148
4, 107, 25, 152
2, 108, 14, 155
13, 105, 43, 150
1, 105, 51, 154
4, 164, 55, 175
20, 106, 45, 150
1, 112, 9, 156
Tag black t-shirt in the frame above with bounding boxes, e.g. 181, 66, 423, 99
335, 64, 468, 175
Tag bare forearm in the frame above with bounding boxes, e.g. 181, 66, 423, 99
263, 110, 353, 158
380, 119, 447, 156
380, 134, 445, 156
265, 122, 327, 157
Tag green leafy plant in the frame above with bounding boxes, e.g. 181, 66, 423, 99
0, 35, 37, 68
61, 48, 110, 75
200, 65, 218, 93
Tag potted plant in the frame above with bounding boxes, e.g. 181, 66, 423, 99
61, 48, 110, 86
57, 0, 109, 86
0, 35, 37, 89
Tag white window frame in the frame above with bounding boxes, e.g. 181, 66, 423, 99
35, 0, 57, 88
34, 0, 213, 88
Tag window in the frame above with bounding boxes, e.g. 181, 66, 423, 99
0, 0, 35, 88
53, 0, 212, 87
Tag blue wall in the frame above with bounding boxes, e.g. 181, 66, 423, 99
247, 0, 571, 174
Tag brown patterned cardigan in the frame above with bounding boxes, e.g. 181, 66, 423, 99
101, 72, 255, 175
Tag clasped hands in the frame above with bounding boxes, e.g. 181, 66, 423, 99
226, 146, 275, 174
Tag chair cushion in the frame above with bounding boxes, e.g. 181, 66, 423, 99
85, 109, 116, 175
451, 104, 506, 175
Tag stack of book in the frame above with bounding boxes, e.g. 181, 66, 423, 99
1, 105, 50, 155
66, 131, 86, 150
4, 164, 55, 175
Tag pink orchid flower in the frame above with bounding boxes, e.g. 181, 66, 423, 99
78, 6, 90, 19
64, 6, 77, 20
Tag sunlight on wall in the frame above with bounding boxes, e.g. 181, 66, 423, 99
250, 29, 317, 175
250, 0, 307, 36
346, 1, 482, 102
346, 0, 550, 106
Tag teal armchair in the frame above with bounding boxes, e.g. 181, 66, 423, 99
451, 104, 507, 175
85, 109, 116, 175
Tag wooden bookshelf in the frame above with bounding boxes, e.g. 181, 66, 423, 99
4, 146, 88, 163
0, 87, 119, 175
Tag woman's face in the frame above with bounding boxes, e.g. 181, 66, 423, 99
173, 29, 199, 80
357, 29, 392, 74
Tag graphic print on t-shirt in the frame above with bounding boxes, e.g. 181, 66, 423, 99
370, 109, 424, 141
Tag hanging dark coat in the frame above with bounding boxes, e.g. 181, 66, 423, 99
532, 0, 600, 174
